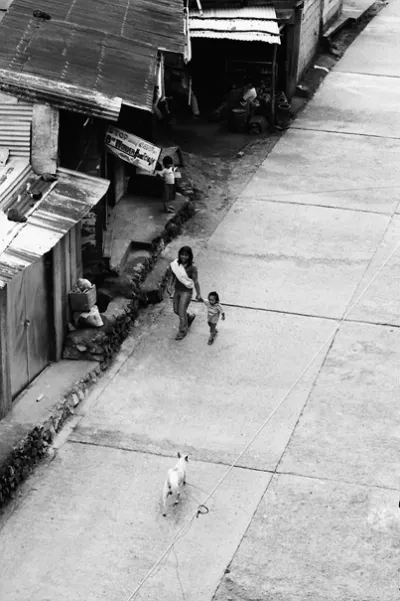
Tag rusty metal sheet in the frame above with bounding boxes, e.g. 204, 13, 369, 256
0, 168, 110, 288
0, 0, 185, 118
0, 69, 123, 121
0, 159, 32, 213
7, 255, 50, 398
7, 269, 28, 398
191, 0, 297, 9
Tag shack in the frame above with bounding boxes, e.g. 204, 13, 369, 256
186, 1, 303, 127
0, 161, 109, 419
0, 92, 110, 419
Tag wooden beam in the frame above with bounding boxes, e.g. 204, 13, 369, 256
271, 43, 278, 127
51, 243, 64, 361
0, 286, 12, 418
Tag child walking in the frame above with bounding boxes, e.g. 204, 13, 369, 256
157, 155, 176, 213
203, 291, 225, 345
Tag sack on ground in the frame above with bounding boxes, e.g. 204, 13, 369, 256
74, 305, 104, 328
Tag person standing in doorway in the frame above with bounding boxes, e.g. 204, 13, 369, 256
167, 246, 202, 340
157, 155, 176, 213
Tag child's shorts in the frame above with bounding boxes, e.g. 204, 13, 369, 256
163, 183, 175, 202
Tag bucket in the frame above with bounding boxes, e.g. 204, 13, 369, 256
229, 108, 248, 133
277, 102, 291, 128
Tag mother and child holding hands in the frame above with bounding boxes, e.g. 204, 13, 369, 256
167, 246, 225, 344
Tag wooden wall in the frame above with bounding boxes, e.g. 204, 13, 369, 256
0, 223, 83, 418
297, 0, 322, 80
0, 286, 11, 419
52, 223, 82, 361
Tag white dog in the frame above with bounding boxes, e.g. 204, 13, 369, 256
162, 452, 189, 516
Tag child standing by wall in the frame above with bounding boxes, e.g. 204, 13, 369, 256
203, 291, 225, 345
157, 155, 176, 213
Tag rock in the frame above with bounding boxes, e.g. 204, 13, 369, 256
71, 393, 79, 406
296, 84, 311, 98
46, 447, 56, 461
76, 344, 88, 352
78, 389, 85, 401
102, 297, 132, 325
78, 305, 103, 328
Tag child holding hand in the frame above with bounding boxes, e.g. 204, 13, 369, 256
203, 291, 225, 345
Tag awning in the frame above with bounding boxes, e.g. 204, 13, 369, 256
190, 6, 281, 45
0, 168, 110, 288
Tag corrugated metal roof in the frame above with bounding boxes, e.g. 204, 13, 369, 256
190, 0, 296, 8
189, 0, 295, 22
0, 0, 185, 119
193, 6, 279, 19
0, 158, 32, 211
0, 94, 32, 159
0, 167, 110, 288
190, 6, 281, 44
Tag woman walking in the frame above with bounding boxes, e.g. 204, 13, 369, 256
167, 246, 202, 340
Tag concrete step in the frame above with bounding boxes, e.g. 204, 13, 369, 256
323, 14, 351, 38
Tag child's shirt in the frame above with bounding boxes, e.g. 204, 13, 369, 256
204, 300, 224, 324
159, 166, 175, 185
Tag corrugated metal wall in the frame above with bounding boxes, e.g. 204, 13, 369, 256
0, 97, 32, 159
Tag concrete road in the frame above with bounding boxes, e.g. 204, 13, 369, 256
1, 1, 400, 600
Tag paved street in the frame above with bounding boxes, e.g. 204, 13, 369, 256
2, 1, 400, 600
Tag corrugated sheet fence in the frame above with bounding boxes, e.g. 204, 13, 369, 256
0, 98, 32, 158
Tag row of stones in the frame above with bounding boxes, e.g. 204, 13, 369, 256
0, 365, 100, 510
63, 201, 195, 366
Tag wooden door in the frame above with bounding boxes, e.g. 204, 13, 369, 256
8, 257, 50, 398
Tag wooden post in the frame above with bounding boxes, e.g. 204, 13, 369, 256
0, 286, 12, 418
286, 3, 303, 100
271, 43, 278, 128
31, 104, 60, 175
51, 243, 64, 361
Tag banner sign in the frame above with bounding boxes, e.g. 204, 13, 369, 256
105, 126, 161, 173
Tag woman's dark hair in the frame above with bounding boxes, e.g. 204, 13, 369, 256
208, 291, 219, 302
163, 155, 174, 168
178, 245, 193, 266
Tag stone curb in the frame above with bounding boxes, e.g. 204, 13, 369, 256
0, 200, 195, 512
0, 364, 100, 511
